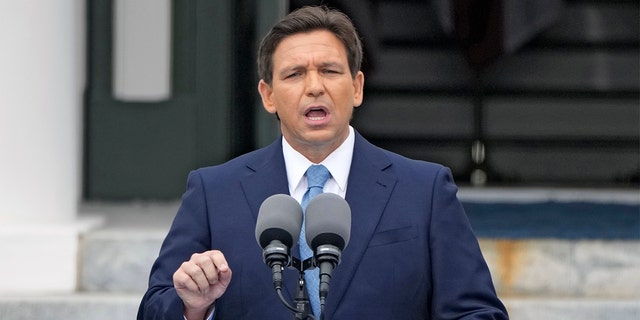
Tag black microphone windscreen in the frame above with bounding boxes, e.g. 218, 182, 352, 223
304, 193, 351, 251
255, 194, 303, 249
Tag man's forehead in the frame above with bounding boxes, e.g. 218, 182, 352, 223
273, 31, 348, 63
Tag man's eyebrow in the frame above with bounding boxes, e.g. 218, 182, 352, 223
276, 61, 346, 77
318, 61, 345, 70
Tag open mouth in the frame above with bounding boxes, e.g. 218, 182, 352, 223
305, 107, 328, 120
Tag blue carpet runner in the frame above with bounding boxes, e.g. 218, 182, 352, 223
463, 201, 640, 239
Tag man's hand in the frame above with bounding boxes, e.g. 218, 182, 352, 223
173, 250, 232, 320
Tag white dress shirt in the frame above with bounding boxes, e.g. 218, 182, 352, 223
283, 125, 354, 202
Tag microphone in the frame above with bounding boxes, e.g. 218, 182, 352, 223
255, 194, 303, 289
304, 193, 351, 312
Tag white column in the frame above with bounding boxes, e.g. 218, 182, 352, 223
0, 0, 90, 293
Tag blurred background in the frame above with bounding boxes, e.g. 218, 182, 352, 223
0, 0, 638, 319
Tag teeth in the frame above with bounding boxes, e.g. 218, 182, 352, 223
306, 108, 326, 120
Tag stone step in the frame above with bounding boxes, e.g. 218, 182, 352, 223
480, 239, 640, 299
504, 297, 640, 320
73, 194, 639, 320
79, 201, 177, 293
0, 294, 637, 320
0, 293, 139, 320
80, 229, 165, 293
79, 209, 640, 299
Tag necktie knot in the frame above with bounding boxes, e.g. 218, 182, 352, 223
306, 164, 330, 190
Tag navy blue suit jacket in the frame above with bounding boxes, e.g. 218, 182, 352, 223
138, 132, 508, 319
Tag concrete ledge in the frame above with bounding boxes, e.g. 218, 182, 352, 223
458, 187, 640, 204
78, 201, 175, 292
80, 229, 165, 292
0, 294, 637, 320
76, 199, 640, 302
504, 297, 640, 320
0, 294, 139, 320
0, 217, 102, 293
78, 226, 640, 300
480, 239, 640, 298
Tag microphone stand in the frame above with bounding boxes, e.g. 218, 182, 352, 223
292, 272, 311, 319
290, 256, 316, 320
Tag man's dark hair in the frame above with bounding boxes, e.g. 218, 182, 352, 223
257, 6, 363, 85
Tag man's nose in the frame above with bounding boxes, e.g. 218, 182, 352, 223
305, 72, 324, 97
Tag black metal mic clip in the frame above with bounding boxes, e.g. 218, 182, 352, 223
290, 256, 316, 320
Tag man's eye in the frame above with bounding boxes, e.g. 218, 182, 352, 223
286, 72, 301, 79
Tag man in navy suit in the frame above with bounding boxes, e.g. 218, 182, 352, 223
138, 6, 508, 320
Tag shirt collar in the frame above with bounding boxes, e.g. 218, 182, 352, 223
282, 126, 354, 193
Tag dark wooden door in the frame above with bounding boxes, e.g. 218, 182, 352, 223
85, 0, 280, 199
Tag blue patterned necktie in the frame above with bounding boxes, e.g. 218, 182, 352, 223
299, 164, 331, 318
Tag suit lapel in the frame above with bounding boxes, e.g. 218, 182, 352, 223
240, 138, 290, 220
325, 133, 396, 317
238, 138, 302, 300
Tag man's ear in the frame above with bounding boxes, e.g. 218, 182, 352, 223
258, 80, 276, 114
